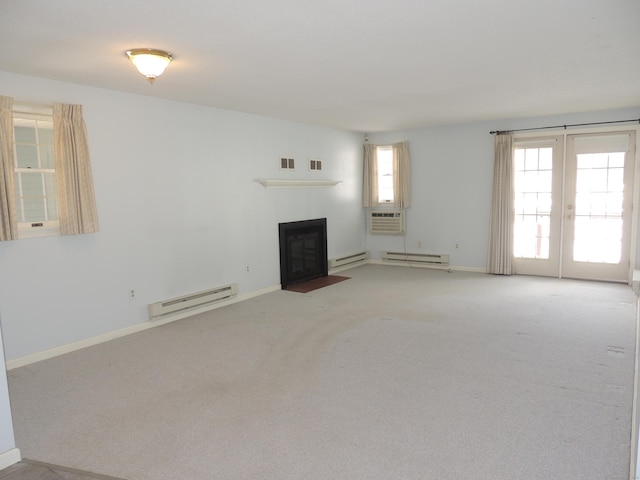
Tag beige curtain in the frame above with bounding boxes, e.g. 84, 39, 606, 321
363, 141, 411, 208
393, 141, 411, 208
54, 103, 99, 235
487, 133, 514, 275
0, 96, 17, 241
362, 143, 378, 207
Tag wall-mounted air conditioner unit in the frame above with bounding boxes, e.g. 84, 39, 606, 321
369, 210, 405, 235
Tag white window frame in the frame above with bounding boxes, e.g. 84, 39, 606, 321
13, 104, 60, 239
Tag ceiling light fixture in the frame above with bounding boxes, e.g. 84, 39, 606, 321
125, 48, 173, 83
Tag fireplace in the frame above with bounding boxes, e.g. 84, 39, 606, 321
279, 218, 328, 289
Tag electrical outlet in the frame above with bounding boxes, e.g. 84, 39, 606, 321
130, 289, 135, 298
417, 240, 423, 248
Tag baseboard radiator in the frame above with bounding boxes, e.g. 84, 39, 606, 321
382, 251, 450, 265
148, 283, 238, 321
329, 251, 368, 269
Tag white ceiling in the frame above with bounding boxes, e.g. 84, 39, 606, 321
1, 0, 639, 132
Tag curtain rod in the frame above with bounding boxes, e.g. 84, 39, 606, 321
490, 118, 640, 135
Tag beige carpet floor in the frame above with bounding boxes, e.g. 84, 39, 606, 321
7, 265, 638, 480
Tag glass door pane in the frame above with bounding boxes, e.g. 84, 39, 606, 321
513, 147, 553, 259
572, 152, 624, 263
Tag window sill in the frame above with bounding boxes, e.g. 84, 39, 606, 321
17, 224, 60, 239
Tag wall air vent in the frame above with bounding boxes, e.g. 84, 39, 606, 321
280, 157, 295, 170
309, 159, 322, 171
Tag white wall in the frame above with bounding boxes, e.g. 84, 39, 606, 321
0, 320, 18, 467
0, 71, 365, 361
367, 106, 640, 270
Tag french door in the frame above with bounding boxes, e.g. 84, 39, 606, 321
513, 130, 636, 282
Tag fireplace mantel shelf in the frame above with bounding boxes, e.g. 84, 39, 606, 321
256, 179, 342, 188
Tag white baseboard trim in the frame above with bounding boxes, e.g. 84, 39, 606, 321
0, 448, 21, 470
632, 270, 640, 295
6, 284, 281, 371
630, 296, 640, 480
368, 259, 486, 273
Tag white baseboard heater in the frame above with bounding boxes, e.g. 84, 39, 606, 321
382, 251, 450, 265
148, 283, 238, 321
329, 251, 368, 269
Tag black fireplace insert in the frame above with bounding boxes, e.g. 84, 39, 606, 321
279, 218, 328, 289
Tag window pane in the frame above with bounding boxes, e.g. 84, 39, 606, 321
513, 146, 553, 260
522, 193, 538, 214
537, 171, 552, 192
22, 196, 46, 222
21, 172, 44, 197
521, 171, 538, 192
44, 173, 57, 195
574, 192, 590, 215
377, 147, 393, 203
39, 145, 55, 169
537, 193, 552, 214
538, 215, 551, 237
524, 148, 539, 170
513, 171, 524, 192
37, 123, 54, 144
606, 192, 623, 215
513, 214, 549, 259
608, 152, 625, 168
15, 144, 38, 168
14, 125, 36, 143
577, 167, 608, 193
538, 148, 553, 170
607, 168, 624, 192
577, 153, 608, 169
573, 217, 622, 263
590, 193, 608, 216
47, 196, 59, 220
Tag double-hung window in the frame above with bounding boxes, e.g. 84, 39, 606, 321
363, 141, 411, 208
13, 107, 59, 237
0, 96, 99, 241
376, 145, 394, 204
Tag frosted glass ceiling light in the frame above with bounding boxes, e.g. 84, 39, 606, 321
126, 48, 173, 83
